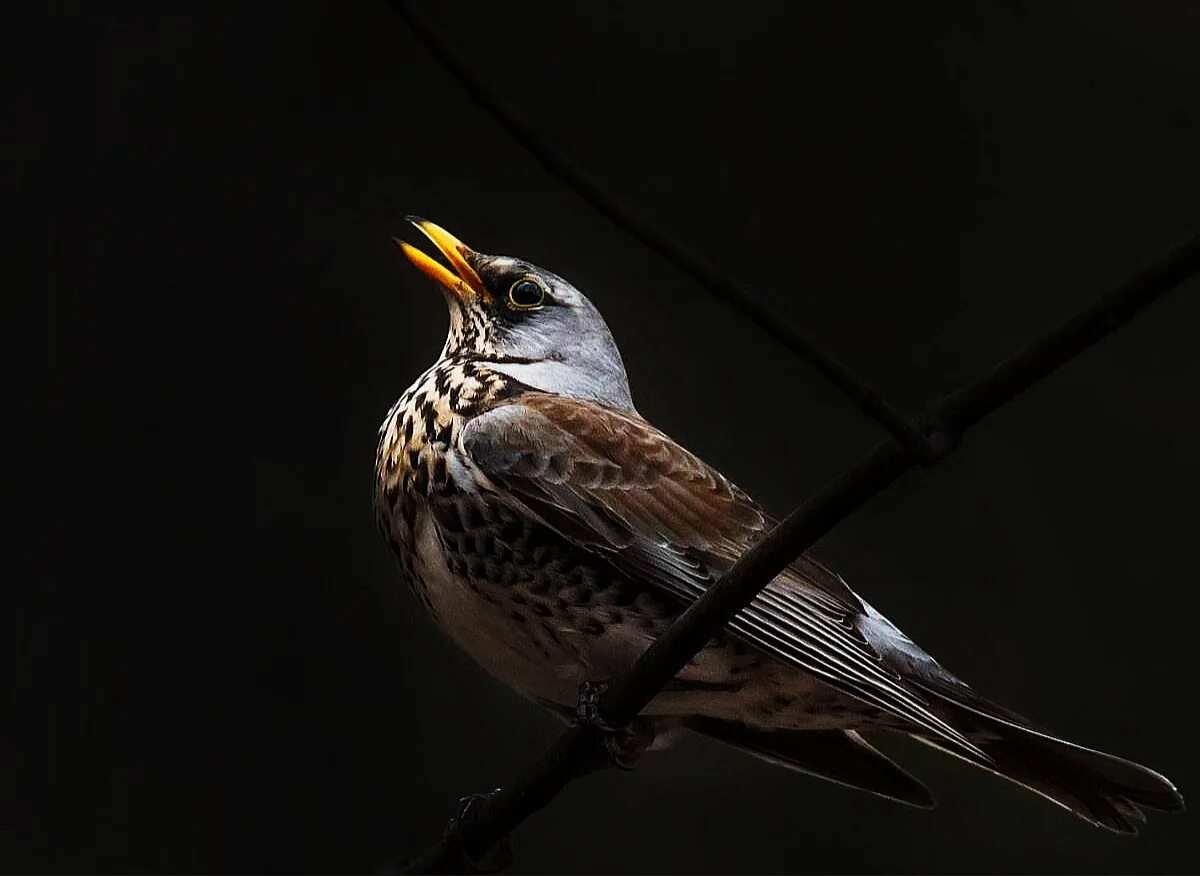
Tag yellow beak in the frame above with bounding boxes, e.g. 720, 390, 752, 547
396, 217, 491, 303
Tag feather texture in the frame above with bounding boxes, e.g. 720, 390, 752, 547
462, 393, 984, 759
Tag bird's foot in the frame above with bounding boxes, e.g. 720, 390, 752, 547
441, 788, 512, 874
575, 680, 616, 729
574, 681, 650, 771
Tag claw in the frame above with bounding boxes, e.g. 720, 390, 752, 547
442, 788, 513, 874
574, 681, 643, 770
575, 680, 614, 728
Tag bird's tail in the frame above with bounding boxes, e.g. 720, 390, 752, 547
911, 681, 1184, 834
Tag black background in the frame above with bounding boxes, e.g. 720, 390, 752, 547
18, 1, 1200, 872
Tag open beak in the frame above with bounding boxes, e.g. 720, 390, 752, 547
396, 217, 491, 303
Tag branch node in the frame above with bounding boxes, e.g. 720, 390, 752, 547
913, 414, 959, 466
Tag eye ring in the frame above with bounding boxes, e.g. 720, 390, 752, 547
507, 276, 547, 310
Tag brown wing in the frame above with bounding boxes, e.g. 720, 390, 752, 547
461, 392, 982, 758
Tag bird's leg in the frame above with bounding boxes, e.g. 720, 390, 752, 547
574, 681, 653, 771
440, 787, 512, 874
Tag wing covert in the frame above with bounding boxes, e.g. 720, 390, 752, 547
461, 393, 983, 758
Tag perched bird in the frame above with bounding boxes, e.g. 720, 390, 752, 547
376, 218, 1183, 833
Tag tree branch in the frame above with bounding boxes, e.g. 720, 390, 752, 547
403, 228, 1200, 873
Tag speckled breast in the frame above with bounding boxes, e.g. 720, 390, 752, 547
374, 358, 515, 598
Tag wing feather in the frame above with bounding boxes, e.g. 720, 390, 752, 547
461, 393, 984, 759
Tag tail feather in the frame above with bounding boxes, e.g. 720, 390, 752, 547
912, 685, 1184, 834
858, 604, 1182, 831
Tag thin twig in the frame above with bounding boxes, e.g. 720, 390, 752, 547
388, 0, 940, 460
403, 229, 1200, 873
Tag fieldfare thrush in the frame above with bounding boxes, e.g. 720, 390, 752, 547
375, 218, 1183, 833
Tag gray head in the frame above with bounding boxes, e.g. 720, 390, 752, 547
399, 217, 634, 412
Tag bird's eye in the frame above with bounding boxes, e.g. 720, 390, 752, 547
507, 277, 546, 310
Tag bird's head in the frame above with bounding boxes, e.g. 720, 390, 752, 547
398, 217, 634, 412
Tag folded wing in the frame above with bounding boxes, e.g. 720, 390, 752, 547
461, 393, 984, 760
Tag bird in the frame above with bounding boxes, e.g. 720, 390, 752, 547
375, 217, 1183, 834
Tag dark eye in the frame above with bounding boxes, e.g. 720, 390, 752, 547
507, 277, 546, 310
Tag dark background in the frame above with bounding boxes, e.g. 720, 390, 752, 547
17, 1, 1200, 872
